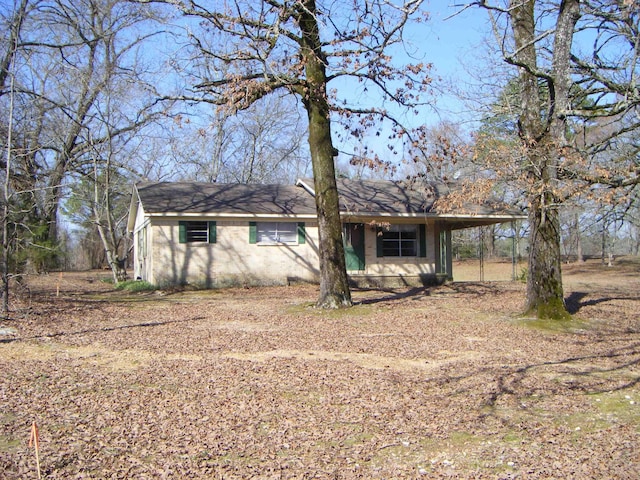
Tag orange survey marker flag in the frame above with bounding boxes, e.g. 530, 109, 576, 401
29, 421, 42, 480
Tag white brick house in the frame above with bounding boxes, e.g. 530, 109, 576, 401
127, 178, 524, 287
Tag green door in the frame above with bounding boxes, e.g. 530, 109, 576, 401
343, 223, 365, 271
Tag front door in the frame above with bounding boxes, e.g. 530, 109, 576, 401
343, 223, 365, 271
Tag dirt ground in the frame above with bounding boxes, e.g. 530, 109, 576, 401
1, 258, 639, 479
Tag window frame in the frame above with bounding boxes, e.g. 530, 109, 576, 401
377, 224, 426, 258
179, 221, 217, 244
249, 221, 306, 245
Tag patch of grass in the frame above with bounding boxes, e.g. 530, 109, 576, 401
370, 431, 489, 474
591, 391, 640, 426
516, 266, 528, 283
0, 435, 20, 451
114, 280, 156, 292
560, 411, 612, 435
448, 430, 482, 447
501, 431, 527, 444
342, 432, 374, 447
0, 413, 20, 452
515, 316, 591, 333
286, 302, 373, 318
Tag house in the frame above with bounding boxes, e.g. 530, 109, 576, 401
127, 178, 525, 288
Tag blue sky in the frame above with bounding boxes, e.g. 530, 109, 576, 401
413, 3, 492, 119
421, 3, 488, 73
334, 3, 493, 170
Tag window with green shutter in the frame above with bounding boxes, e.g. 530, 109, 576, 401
250, 222, 304, 245
179, 221, 216, 244
376, 224, 425, 257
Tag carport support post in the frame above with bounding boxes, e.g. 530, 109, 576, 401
479, 227, 485, 282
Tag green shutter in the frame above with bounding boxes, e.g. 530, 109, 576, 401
208, 221, 217, 244
418, 224, 426, 257
249, 221, 257, 244
376, 227, 383, 257
297, 222, 306, 244
179, 221, 187, 244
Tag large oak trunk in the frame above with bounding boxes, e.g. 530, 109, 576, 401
525, 192, 569, 319
510, 0, 578, 320
308, 118, 352, 308
300, 0, 352, 308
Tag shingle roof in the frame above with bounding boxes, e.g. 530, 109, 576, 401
334, 178, 443, 214
135, 182, 317, 215
134, 178, 524, 221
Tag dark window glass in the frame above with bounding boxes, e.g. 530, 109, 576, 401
186, 221, 209, 242
382, 225, 418, 257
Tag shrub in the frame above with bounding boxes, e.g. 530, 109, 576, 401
114, 280, 156, 292
517, 267, 528, 283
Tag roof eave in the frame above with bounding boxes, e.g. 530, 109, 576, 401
295, 178, 315, 196
126, 184, 141, 233
142, 212, 318, 220
340, 211, 526, 220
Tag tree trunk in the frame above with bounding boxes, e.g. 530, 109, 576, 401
601, 215, 607, 265
510, 0, 579, 319
574, 212, 584, 262
299, 0, 351, 308
525, 189, 569, 319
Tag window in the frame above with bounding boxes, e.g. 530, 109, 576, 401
377, 224, 426, 257
249, 222, 305, 245
257, 222, 297, 244
138, 226, 147, 258
179, 221, 216, 244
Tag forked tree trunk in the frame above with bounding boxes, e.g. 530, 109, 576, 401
510, 0, 579, 319
93, 149, 127, 285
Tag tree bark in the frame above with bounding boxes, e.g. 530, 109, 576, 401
299, 0, 351, 308
510, 0, 579, 319
93, 156, 127, 284
574, 212, 584, 262
525, 183, 568, 318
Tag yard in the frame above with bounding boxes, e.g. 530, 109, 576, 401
1, 258, 639, 479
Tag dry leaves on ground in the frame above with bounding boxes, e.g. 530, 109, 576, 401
1, 259, 639, 479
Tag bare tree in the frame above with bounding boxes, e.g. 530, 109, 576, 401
154, 0, 431, 308
471, 0, 640, 318
226, 97, 309, 184
0, 0, 36, 314
171, 96, 310, 184
1, 0, 170, 272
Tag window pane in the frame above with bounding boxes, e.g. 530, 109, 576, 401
278, 223, 297, 243
186, 221, 208, 242
381, 225, 418, 257
401, 240, 417, 256
258, 224, 278, 243
257, 222, 297, 244
383, 245, 400, 256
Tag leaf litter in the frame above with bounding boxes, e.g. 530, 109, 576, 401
0, 261, 639, 478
